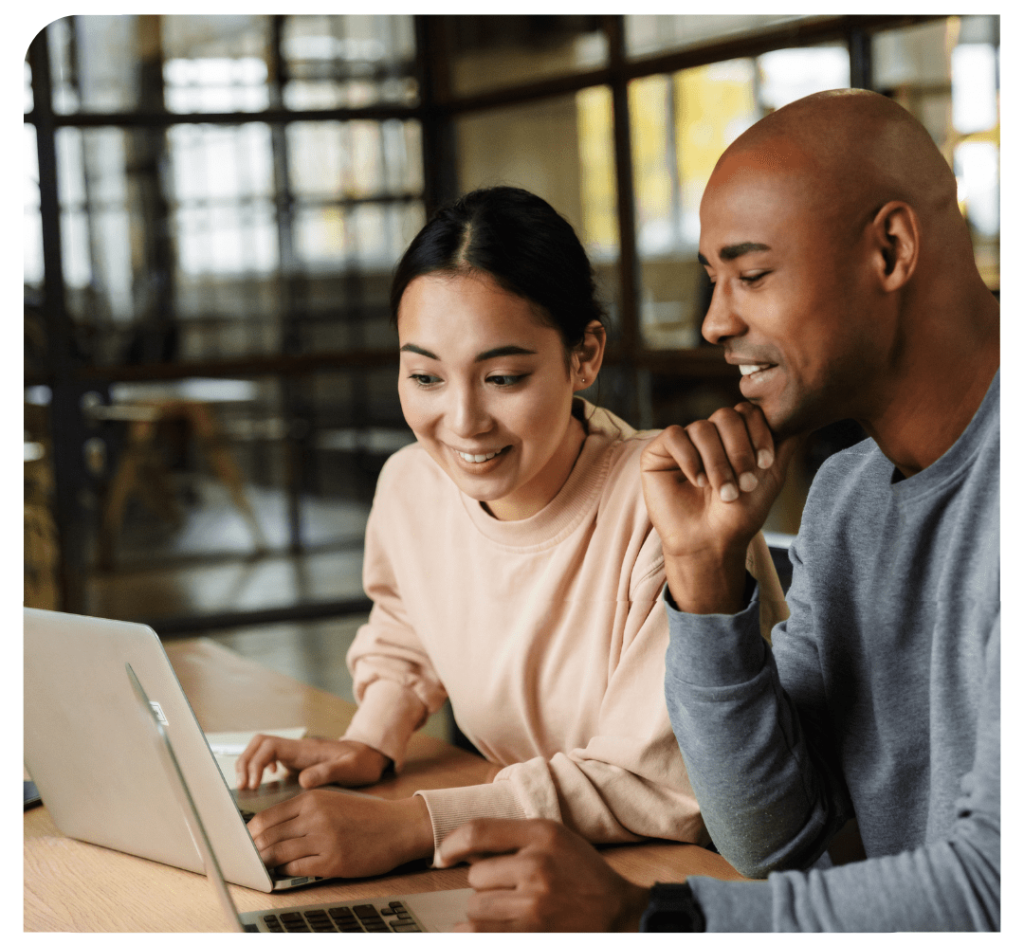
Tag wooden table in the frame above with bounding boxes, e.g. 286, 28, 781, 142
24, 639, 743, 932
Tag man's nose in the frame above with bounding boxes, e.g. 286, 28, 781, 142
701, 281, 747, 347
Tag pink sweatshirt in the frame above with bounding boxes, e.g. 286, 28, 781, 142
343, 401, 784, 865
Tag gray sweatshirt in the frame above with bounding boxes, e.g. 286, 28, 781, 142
654, 373, 1000, 932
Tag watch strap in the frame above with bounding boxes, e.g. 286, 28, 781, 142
640, 882, 707, 932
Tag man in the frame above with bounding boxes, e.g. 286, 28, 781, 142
435, 89, 1000, 932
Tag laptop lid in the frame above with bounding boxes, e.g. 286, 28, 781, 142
126, 662, 246, 932
24, 608, 280, 892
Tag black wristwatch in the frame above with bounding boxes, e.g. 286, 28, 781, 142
640, 883, 706, 932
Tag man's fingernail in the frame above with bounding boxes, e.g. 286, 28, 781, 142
696, 473, 708, 488
758, 450, 773, 469
720, 482, 739, 502
739, 472, 758, 493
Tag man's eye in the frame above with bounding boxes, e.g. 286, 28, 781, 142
740, 271, 769, 284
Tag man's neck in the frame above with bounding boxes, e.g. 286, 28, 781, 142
860, 296, 999, 478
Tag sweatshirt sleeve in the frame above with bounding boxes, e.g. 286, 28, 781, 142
662, 587, 853, 880
682, 623, 999, 931
341, 476, 449, 772
416, 529, 708, 865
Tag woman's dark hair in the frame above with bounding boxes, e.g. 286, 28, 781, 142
390, 186, 605, 350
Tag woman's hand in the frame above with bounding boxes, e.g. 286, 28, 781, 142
247, 792, 434, 879
235, 736, 390, 791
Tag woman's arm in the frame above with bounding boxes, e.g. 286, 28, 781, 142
340, 471, 450, 771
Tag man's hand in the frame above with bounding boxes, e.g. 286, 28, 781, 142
436, 819, 651, 933
641, 403, 799, 614
247, 791, 434, 878
235, 736, 389, 791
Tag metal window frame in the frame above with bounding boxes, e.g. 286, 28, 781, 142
25, 13, 943, 629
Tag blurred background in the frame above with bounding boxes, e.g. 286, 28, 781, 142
24, 14, 999, 734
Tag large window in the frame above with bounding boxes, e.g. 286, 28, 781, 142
26, 15, 999, 626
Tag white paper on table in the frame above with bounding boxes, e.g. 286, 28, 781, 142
205, 727, 306, 784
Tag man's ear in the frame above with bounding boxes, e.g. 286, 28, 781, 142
571, 320, 606, 392
870, 201, 919, 292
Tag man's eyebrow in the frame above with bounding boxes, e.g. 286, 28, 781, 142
720, 242, 771, 261
698, 243, 771, 266
399, 343, 537, 362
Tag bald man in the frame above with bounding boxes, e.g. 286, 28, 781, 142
435, 89, 999, 932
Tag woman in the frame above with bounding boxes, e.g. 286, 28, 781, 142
238, 186, 785, 879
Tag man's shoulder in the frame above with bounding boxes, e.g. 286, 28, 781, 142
810, 438, 881, 495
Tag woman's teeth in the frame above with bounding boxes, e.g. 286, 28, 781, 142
457, 448, 504, 463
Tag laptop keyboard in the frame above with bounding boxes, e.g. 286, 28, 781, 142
253, 902, 423, 933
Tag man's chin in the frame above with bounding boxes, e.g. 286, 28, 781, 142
754, 400, 808, 444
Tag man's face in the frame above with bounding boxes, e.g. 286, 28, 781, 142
698, 149, 878, 439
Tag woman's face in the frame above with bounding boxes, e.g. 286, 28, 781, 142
396, 271, 601, 521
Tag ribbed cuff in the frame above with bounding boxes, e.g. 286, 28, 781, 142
415, 780, 525, 868
341, 679, 426, 772
686, 876, 774, 932
664, 589, 767, 688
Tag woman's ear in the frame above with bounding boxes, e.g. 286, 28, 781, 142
870, 201, 920, 292
571, 320, 607, 392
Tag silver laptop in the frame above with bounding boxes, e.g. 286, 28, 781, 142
24, 607, 362, 892
127, 662, 472, 932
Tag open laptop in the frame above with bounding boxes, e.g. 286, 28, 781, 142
127, 662, 472, 932
24, 607, 364, 892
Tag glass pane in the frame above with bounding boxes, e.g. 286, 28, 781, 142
166, 123, 274, 202
872, 16, 999, 290
625, 14, 813, 59
632, 46, 849, 349
282, 14, 418, 108
25, 125, 43, 288
47, 14, 273, 115
49, 15, 139, 114
164, 55, 270, 114
24, 59, 33, 113
455, 91, 621, 340
446, 15, 607, 97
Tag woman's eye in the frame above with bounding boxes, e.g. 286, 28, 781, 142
409, 373, 440, 387
488, 374, 526, 388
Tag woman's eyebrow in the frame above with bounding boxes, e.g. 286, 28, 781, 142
474, 345, 536, 362
399, 343, 438, 359
399, 343, 537, 362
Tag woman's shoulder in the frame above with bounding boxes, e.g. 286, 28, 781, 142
583, 404, 660, 492
374, 441, 453, 505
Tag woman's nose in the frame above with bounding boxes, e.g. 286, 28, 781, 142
449, 384, 493, 439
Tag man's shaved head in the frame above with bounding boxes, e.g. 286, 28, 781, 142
710, 89, 967, 261
696, 89, 994, 445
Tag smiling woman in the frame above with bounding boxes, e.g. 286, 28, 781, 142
236, 186, 786, 881
396, 272, 597, 521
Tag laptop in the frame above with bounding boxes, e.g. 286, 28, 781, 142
24, 607, 365, 892
127, 662, 473, 933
